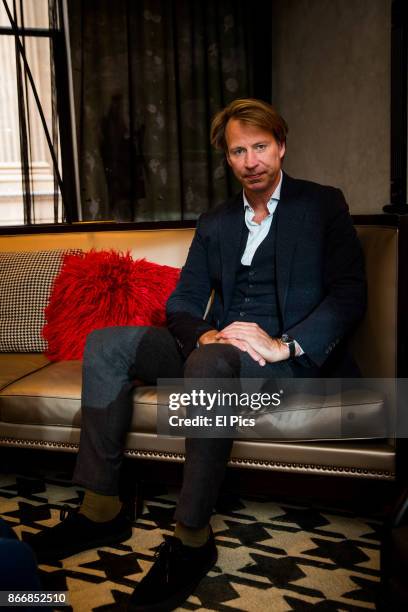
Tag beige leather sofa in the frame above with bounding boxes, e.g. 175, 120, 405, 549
0, 215, 406, 481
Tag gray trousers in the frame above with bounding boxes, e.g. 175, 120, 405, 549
73, 326, 313, 527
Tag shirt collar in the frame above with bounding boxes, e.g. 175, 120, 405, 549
243, 170, 283, 212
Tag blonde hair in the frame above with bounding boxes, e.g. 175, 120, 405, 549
210, 98, 288, 152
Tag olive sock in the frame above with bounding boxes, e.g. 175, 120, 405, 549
79, 489, 122, 523
174, 522, 210, 547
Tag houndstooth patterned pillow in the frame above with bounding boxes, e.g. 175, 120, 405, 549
0, 249, 81, 352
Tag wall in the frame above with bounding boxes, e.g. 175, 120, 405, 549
272, 0, 391, 214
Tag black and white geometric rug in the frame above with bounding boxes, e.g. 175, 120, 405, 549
0, 471, 381, 611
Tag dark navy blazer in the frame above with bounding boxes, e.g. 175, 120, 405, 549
166, 173, 366, 371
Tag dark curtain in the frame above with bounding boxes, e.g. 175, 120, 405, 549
69, 0, 272, 222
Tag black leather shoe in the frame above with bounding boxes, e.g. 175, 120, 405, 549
128, 529, 217, 611
25, 505, 132, 563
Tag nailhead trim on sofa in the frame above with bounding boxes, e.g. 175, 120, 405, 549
0, 436, 395, 480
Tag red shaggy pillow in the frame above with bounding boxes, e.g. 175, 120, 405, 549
43, 250, 180, 361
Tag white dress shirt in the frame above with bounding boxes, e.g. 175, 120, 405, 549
241, 171, 282, 266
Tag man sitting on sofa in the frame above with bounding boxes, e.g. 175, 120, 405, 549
27, 99, 366, 611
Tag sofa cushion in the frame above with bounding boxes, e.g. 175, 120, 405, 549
0, 354, 50, 392
0, 360, 158, 431
43, 250, 180, 361
0, 360, 387, 441
239, 388, 387, 439
0, 249, 80, 352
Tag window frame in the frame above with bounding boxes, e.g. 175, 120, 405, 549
0, 0, 80, 227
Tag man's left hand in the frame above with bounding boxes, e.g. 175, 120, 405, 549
216, 322, 290, 363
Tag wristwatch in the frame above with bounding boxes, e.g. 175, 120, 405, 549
280, 333, 296, 358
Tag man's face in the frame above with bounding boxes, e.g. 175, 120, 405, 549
225, 119, 285, 197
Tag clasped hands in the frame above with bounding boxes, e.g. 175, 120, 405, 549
198, 322, 290, 366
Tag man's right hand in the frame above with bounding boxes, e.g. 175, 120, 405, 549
197, 330, 266, 366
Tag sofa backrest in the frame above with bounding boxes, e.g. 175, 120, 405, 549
0, 228, 195, 268
353, 225, 397, 378
0, 220, 400, 378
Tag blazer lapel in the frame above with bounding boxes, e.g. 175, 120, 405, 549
276, 173, 307, 318
219, 193, 245, 315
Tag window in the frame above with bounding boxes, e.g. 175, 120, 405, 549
0, 0, 77, 226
